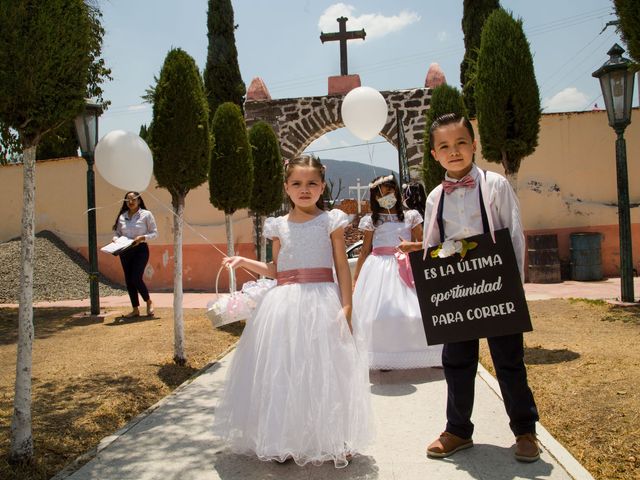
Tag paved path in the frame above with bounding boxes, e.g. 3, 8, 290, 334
14, 279, 637, 479
4, 276, 638, 310
57, 353, 593, 480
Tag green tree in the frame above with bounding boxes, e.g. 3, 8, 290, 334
209, 102, 253, 291
460, 0, 500, 118
0, 122, 21, 164
0, 1, 110, 165
475, 8, 541, 190
0, 0, 98, 463
139, 123, 150, 143
149, 48, 210, 365
422, 84, 466, 193
614, 0, 640, 63
36, 122, 79, 160
203, 0, 246, 116
248, 121, 283, 262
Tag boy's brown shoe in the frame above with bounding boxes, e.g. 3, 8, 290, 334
515, 433, 540, 462
426, 431, 473, 458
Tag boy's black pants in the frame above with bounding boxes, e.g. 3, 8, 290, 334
119, 243, 150, 308
443, 333, 539, 439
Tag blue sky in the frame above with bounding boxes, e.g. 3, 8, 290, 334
99, 0, 628, 172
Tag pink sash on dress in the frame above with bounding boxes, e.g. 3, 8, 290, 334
276, 267, 334, 286
371, 247, 415, 288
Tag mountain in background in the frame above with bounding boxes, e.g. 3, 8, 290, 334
320, 158, 399, 201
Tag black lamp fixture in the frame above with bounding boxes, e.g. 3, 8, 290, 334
74, 101, 103, 315
592, 44, 636, 302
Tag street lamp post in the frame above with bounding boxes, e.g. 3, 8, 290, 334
74, 102, 103, 315
592, 44, 636, 302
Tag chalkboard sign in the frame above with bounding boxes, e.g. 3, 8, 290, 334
409, 228, 532, 345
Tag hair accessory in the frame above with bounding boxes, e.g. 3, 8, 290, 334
368, 174, 394, 189
283, 159, 290, 167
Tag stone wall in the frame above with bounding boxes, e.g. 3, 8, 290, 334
245, 88, 431, 171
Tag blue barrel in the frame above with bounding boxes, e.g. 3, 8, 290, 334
570, 233, 603, 281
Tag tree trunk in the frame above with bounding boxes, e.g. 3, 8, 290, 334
10, 145, 36, 463
505, 171, 518, 192
172, 194, 186, 365
225, 213, 236, 292
501, 150, 519, 192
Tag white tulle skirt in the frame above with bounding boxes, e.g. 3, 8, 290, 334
353, 254, 442, 369
212, 281, 373, 468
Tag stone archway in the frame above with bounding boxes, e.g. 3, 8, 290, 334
244, 87, 432, 172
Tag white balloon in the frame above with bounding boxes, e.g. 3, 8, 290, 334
340, 86, 388, 141
95, 130, 153, 192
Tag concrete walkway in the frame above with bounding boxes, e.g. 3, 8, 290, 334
17, 279, 638, 479
4, 276, 638, 310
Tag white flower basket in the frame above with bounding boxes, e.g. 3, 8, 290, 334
206, 266, 276, 328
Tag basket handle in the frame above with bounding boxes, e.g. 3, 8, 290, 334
215, 265, 237, 295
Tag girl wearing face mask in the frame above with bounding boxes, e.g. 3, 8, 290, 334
352, 175, 442, 371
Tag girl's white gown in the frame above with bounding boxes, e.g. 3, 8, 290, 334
212, 210, 373, 468
353, 211, 442, 369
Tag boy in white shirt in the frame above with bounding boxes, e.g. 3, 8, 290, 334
407, 113, 540, 462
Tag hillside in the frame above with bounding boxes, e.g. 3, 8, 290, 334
320, 158, 398, 201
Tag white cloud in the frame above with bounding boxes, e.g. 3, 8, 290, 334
306, 135, 331, 150
319, 3, 420, 42
437, 31, 448, 43
543, 87, 590, 112
127, 104, 148, 112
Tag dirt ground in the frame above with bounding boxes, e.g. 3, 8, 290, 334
0, 299, 638, 480
0, 307, 243, 480
480, 298, 639, 480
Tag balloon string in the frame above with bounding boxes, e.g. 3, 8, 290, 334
83, 197, 126, 215
143, 190, 258, 281
366, 140, 378, 179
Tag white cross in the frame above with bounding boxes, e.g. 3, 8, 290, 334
348, 178, 369, 214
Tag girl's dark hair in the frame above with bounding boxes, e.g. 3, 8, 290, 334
428, 112, 475, 149
284, 154, 326, 210
369, 175, 404, 226
402, 182, 427, 218
112, 191, 147, 231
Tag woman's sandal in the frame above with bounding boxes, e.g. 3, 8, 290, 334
122, 311, 139, 319
146, 303, 154, 316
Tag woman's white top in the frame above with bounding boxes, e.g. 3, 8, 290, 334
113, 208, 158, 242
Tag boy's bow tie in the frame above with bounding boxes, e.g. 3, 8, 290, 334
442, 175, 476, 194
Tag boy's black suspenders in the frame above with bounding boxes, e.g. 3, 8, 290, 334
436, 170, 490, 243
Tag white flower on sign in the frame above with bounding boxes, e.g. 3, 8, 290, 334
437, 240, 463, 258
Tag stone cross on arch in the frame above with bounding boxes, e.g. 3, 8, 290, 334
320, 16, 366, 76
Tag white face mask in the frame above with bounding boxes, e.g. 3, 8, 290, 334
377, 193, 397, 210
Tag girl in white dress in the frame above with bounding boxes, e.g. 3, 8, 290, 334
353, 175, 442, 370
213, 155, 372, 468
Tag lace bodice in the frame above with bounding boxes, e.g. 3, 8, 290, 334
263, 210, 349, 271
358, 210, 422, 249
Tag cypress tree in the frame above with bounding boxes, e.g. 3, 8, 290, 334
0, 0, 100, 463
204, 0, 246, 115
475, 9, 541, 190
422, 84, 466, 193
614, 0, 640, 63
150, 48, 210, 365
248, 121, 283, 261
460, 0, 500, 118
139, 124, 150, 143
209, 102, 253, 290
